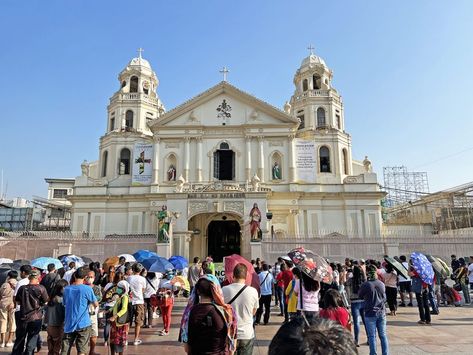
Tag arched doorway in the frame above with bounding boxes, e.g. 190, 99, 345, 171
207, 220, 241, 262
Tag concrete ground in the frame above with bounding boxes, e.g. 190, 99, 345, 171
1, 300, 472, 355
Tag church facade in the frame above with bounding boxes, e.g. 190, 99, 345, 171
69, 50, 384, 261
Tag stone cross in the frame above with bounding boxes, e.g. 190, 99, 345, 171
138, 47, 144, 58
219, 66, 229, 81
307, 45, 315, 55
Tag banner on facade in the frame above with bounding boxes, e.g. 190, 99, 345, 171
295, 138, 316, 183
132, 143, 153, 186
214, 262, 226, 283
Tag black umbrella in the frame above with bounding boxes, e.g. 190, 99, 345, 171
384, 256, 409, 280
13, 259, 30, 267
0, 266, 12, 285
81, 256, 94, 265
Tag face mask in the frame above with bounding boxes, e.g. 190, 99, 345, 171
85, 277, 94, 285
116, 287, 124, 295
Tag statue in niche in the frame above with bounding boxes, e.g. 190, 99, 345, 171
175, 175, 186, 192
119, 162, 126, 175
272, 161, 282, 180
167, 164, 176, 181
249, 202, 262, 241
81, 160, 89, 177
156, 205, 170, 242
363, 156, 372, 173
251, 174, 260, 192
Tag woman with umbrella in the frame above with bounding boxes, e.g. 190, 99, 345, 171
382, 264, 398, 316
293, 263, 320, 322
157, 270, 175, 336
409, 252, 434, 325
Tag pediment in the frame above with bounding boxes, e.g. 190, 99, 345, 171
149, 82, 298, 129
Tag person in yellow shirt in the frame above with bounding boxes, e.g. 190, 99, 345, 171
109, 281, 130, 355
285, 268, 301, 322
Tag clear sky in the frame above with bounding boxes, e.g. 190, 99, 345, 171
1, 0, 472, 200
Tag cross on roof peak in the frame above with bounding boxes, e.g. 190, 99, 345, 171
137, 47, 144, 58
307, 44, 315, 55
219, 66, 230, 82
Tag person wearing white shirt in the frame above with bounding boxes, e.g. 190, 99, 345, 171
143, 272, 160, 328
468, 260, 473, 291
222, 263, 259, 355
126, 264, 147, 345
63, 262, 76, 284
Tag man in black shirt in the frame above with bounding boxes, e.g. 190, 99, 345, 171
40, 263, 61, 296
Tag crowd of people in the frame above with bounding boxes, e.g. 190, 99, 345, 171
0, 252, 471, 355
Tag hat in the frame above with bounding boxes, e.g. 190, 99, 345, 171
360, 258, 365, 263
117, 280, 129, 294
29, 269, 41, 279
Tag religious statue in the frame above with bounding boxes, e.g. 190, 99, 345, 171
363, 156, 372, 173
272, 162, 282, 180
249, 203, 262, 241
175, 175, 186, 193
167, 165, 176, 181
156, 205, 170, 242
251, 174, 260, 192
81, 160, 89, 177
119, 162, 126, 175
283, 101, 291, 114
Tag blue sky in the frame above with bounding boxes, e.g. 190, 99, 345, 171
1, 0, 472, 199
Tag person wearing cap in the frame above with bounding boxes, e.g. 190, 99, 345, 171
12, 269, 48, 355
109, 280, 130, 355
126, 263, 146, 345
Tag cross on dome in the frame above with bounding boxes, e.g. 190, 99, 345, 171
307, 44, 315, 55
137, 47, 144, 58
219, 66, 230, 81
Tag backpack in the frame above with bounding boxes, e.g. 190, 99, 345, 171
20, 285, 45, 321
116, 296, 133, 325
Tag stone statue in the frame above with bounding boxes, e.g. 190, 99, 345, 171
363, 156, 372, 173
251, 174, 260, 192
119, 162, 126, 175
272, 161, 281, 180
175, 175, 186, 192
81, 160, 89, 177
249, 202, 262, 241
156, 205, 170, 242
167, 165, 176, 181
283, 101, 291, 114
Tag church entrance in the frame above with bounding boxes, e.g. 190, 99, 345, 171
207, 220, 241, 262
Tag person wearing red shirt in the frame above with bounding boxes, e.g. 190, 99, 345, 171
319, 289, 350, 330
276, 262, 293, 323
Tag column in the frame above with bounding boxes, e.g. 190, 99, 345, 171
152, 137, 160, 184
288, 134, 296, 182
258, 136, 265, 182
196, 137, 203, 182
245, 136, 252, 181
290, 209, 300, 237
184, 137, 190, 181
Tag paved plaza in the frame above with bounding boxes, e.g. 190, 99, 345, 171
1, 299, 472, 355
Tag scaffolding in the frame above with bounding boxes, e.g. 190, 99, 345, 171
382, 166, 430, 207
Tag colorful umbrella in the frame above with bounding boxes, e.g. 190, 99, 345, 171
287, 247, 333, 283
169, 256, 188, 270
410, 252, 434, 285
133, 250, 158, 263
170, 275, 190, 291
142, 256, 160, 270
59, 255, 85, 270
118, 254, 136, 262
103, 256, 120, 271
31, 257, 63, 270
149, 257, 174, 273
0, 258, 13, 265
384, 256, 409, 280
224, 254, 261, 294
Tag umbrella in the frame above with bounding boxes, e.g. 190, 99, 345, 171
0, 258, 13, 264
169, 256, 188, 270
31, 257, 63, 270
410, 252, 434, 285
142, 256, 160, 270
287, 247, 333, 283
170, 275, 190, 291
133, 250, 158, 263
118, 254, 136, 263
0, 266, 12, 285
426, 255, 449, 280
435, 256, 452, 278
81, 256, 94, 265
13, 259, 30, 267
224, 254, 261, 294
59, 255, 85, 270
149, 257, 174, 273
384, 256, 409, 280
103, 256, 120, 271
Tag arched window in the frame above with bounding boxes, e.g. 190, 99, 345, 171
102, 151, 108, 177
119, 148, 131, 175
342, 149, 348, 175
319, 146, 331, 173
125, 110, 133, 128
313, 75, 321, 90
302, 79, 308, 91
317, 107, 326, 127
219, 142, 230, 150
130, 76, 139, 93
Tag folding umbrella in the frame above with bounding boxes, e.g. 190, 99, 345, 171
31, 257, 63, 270
384, 256, 409, 280
133, 250, 158, 263
426, 255, 448, 280
103, 256, 120, 271
169, 256, 188, 270
224, 254, 260, 294
13, 259, 30, 266
81, 256, 94, 265
170, 275, 190, 291
410, 252, 434, 285
435, 256, 452, 278
142, 256, 160, 270
287, 247, 333, 283
0, 258, 13, 265
118, 254, 136, 262
59, 255, 85, 270
149, 257, 174, 273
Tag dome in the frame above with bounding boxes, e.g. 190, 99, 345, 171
128, 56, 152, 70
300, 54, 327, 69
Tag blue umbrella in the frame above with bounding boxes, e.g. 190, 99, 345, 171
31, 257, 63, 270
133, 250, 158, 263
169, 256, 188, 270
59, 255, 85, 270
410, 252, 434, 285
149, 257, 174, 273
142, 256, 160, 270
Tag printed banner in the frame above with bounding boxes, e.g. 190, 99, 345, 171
214, 262, 226, 283
132, 143, 153, 186
295, 138, 316, 183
